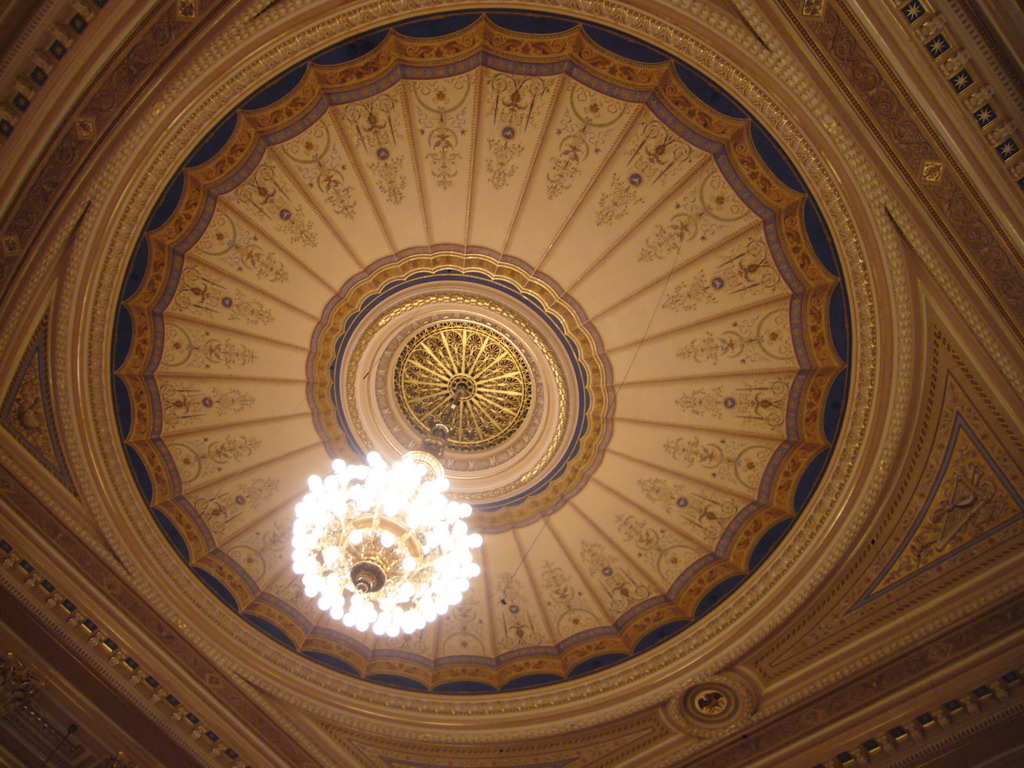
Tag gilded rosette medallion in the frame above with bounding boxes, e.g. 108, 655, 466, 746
393, 320, 532, 452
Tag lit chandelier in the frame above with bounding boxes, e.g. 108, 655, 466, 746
291, 393, 482, 637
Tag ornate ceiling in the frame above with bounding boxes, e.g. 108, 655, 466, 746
112, 17, 846, 693
0, 1, 1022, 767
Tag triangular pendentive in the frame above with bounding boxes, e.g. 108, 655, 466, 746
1, 316, 75, 493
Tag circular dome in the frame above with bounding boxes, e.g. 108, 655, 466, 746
113, 12, 848, 693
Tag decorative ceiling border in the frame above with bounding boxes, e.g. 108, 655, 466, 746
665, 590, 1024, 767
814, 666, 1023, 768
891, 0, 1023, 181
0, 467, 327, 768
0, 0, 108, 145
769, 0, 1024, 344
0, 0, 216, 294
0, 315, 76, 493
0, 538, 245, 768
750, 321, 1024, 681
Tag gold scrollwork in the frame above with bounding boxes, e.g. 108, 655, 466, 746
393, 320, 532, 451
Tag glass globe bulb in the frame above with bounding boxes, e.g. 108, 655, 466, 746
292, 451, 482, 636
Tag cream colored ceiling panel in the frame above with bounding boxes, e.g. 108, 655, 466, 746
569, 473, 704, 593
183, 208, 336, 309
613, 373, 796, 439
218, 148, 361, 288
604, 418, 778, 499
564, 181, 767, 323
153, 319, 309, 377
593, 450, 751, 552
602, 296, 797, 383
435, 586, 497, 660
510, 526, 618, 639
279, 114, 394, 267
503, 80, 640, 262
333, 84, 430, 254
466, 69, 563, 249
163, 415, 320, 495
561, 496, 669, 604
406, 72, 478, 246
538, 112, 710, 287
186, 444, 318, 547
482, 529, 556, 655
163, 260, 317, 344
219, 509, 296, 588
153, 378, 308, 437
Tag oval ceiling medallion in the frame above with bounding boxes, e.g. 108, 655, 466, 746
113, 13, 848, 694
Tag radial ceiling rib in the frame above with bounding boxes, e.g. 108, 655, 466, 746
461, 66, 488, 248
154, 371, 307, 383
426, 72, 481, 246
505, 95, 642, 275
612, 365, 804, 387
612, 413, 797, 444
511, 523, 617, 651
323, 106, 400, 260
585, 474, 710, 567
596, 458, 746, 554
158, 407, 314, 441
493, 73, 568, 263
398, 79, 435, 247
334, 86, 430, 253
183, 248, 323, 322
275, 109, 392, 264
223, 498, 305, 586
212, 199, 341, 295
180, 207, 334, 307
268, 144, 370, 274
476, 533, 500, 660
614, 374, 797, 441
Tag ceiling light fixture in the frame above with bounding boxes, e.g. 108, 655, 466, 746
291, 391, 482, 636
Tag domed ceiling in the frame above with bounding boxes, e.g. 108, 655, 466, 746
113, 12, 847, 694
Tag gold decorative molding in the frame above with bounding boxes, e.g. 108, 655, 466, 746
813, 665, 1023, 768
0, 538, 252, 768
394, 319, 533, 452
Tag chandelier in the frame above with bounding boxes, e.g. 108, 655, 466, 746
291, 401, 483, 636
